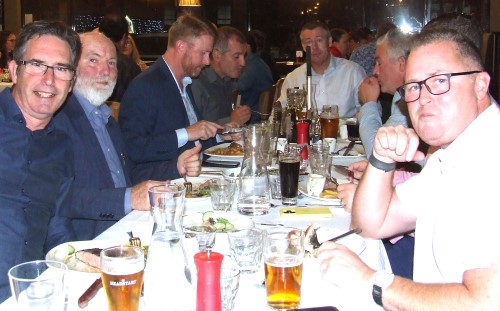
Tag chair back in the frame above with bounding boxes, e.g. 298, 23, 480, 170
258, 84, 277, 121
106, 101, 120, 121
274, 77, 285, 101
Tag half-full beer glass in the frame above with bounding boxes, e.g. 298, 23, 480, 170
101, 246, 144, 311
320, 105, 339, 139
264, 227, 305, 310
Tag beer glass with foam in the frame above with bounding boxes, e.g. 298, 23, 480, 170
101, 246, 144, 311
320, 105, 339, 139
264, 227, 305, 310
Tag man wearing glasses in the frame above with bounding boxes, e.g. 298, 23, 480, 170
277, 21, 366, 118
0, 21, 79, 302
318, 29, 500, 309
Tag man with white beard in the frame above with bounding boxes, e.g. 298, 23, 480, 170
51, 31, 202, 240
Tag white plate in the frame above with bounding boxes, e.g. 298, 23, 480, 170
298, 180, 342, 205
171, 176, 213, 202
46, 240, 125, 275
204, 143, 244, 161
331, 143, 366, 166
316, 228, 366, 255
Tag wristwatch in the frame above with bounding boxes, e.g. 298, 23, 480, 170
372, 271, 394, 307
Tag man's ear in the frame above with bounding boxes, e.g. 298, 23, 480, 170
398, 56, 406, 73
8, 59, 17, 84
475, 71, 491, 100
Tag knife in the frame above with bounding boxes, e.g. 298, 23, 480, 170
332, 165, 353, 178
342, 140, 356, 156
78, 277, 103, 308
202, 160, 240, 168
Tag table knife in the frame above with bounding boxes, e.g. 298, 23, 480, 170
342, 140, 356, 156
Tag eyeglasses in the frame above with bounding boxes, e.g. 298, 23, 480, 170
7, 39, 16, 42
301, 36, 328, 47
398, 71, 481, 103
16, 60, 75, 81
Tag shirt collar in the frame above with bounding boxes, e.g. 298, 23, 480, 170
74, 92, 112, 125
312, 56, 336, 76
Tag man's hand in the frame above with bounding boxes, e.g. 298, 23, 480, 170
130, 180, 169, 211
348, 160, 368, 180
373, 125, 425, 163
358, 76, 380, 105
186, 120, 223, 141
337, 183, 358, 213
177, 144, 202, 177
230, 105, 251, 126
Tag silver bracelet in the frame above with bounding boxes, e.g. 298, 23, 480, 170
369, 154, 396, 172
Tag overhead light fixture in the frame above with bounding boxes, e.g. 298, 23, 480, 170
178, 0, 201, 6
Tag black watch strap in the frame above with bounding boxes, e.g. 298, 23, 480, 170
369, 154, 396, 172
372, 284, 383, 306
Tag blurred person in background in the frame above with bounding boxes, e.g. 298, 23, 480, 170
235, 30, 274, 123
0, 30, 16, 69
122, 34, 148, 71
330, 28, 349, 58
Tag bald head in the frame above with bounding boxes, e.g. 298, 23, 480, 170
75, 31, 118, 106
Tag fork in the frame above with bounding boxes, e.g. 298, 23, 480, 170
127, 231, 142, 247
251, 110, 270, 116
183, 175, 193, 193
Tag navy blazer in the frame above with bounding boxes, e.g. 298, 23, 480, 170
51, 94, 132, 240
119, 57, 215, 182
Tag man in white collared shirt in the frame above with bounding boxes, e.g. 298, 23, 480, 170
277, 21, 366, 118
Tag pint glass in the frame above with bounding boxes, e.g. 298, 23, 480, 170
264, 227, 305, 310
320, 105, 339, 139
101, 246, 144, 311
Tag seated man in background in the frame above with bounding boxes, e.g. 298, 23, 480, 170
277, 21, 366, 118
191, 26, 251, 126
0, 21, 79, 302
235, 30, 274, 124
52, 31, 202, 240
319, 28, 500, 309
120, 14, 230, 182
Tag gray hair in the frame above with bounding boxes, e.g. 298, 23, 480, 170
376, 28, 410, 61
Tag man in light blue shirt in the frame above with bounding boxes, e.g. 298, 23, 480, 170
277, 21, 366, 118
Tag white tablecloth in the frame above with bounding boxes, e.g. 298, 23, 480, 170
0, 161, 389, 311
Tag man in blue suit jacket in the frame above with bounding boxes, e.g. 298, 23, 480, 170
119, 15, 232, 183
52, 31, 202, 241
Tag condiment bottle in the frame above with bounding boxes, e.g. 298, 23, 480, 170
296, 120, 309, 160
194, 251, 224, 311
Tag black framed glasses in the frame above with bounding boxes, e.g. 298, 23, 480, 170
398, 71, 482, 103
16, 60, 75, 81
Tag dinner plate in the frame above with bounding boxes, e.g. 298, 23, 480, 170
204, 143, 244, 161
46, 240, 125, 275
316, 227, 366, 255
171, 176, 213, 202
331, 143, 366, 166
298, 180, 342, 205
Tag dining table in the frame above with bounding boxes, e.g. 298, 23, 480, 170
0, 145, 389, 311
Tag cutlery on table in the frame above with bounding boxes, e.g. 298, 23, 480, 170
127, 231, 142, 247
311, 228, 361, 250
342, 140, 356, 156
183, 175, 193, 193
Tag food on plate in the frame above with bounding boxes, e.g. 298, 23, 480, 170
184, 180, 211, 198
201, 211, 235, 232
319, 188, 338, 199
209, 142, 244, 156
304, 223, 321, 257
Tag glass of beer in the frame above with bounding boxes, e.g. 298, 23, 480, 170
101, 246, 144, 311
264, 227, 305, 310
279, 144, 301, 205
320, 105, 339, 139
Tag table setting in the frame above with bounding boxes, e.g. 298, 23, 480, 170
0, 122, 385, 311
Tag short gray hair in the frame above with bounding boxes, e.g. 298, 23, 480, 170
376, 28, 410, 61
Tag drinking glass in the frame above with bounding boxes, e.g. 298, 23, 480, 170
320, 105, 339, 139
220, 257, 241, 311
308, 142, 331, 176
209, 178, 237, 211
8, 260, 67, 311
279, 145, 301, 205
264, 227, 305, 310
148, 184, 186, 232
227, 228, 265, 273
100, 246, 144, 311
346, 117, 360, 141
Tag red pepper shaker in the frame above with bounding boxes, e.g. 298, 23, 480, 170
194, 251, 224, 311
296, 121, 309, 160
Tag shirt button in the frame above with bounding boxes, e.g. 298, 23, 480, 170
25, 241, 28, 245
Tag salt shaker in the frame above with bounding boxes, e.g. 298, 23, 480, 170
194, 251, 224, 311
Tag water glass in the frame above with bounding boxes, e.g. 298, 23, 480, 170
227, 228, 265, 273
210, 178, 237, 211
220, 258, 240, 311
308, 142, 331, 176
8, 260, 67, 311
148, 184, 186, 232
264, 227, 305, 310
101, 246, 144, 311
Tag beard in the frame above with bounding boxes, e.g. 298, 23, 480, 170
74, 74, 117, 107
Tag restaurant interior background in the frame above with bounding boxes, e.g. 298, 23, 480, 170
1, 0, 500, 96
